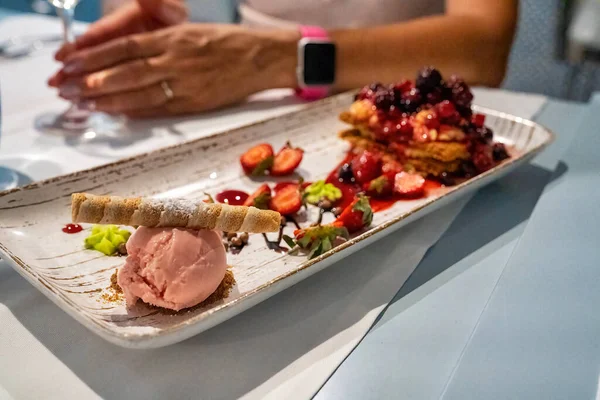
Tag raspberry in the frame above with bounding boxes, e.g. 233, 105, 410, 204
424, 111, 440, 130
472, 143, 494, 173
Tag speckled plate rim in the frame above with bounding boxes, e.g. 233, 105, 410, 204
0, 94, 556, 348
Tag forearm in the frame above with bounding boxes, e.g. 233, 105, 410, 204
330, 15, 515, 91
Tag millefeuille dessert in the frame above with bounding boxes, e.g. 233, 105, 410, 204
339, 67, 510, 183
71, 193, 280, 311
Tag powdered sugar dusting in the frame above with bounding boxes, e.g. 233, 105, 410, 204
159, 198, 199, 216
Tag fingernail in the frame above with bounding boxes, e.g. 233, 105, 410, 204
58, 83, 81, 98
63, 59, 83, 74
78, 99, 96, 111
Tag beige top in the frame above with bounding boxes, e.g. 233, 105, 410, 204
239, 0, 445, 29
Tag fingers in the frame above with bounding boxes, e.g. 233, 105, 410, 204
55, 2, 140, 62
79, 81, 178, 114
59, 31, 165, 79
58, 56, 168, 98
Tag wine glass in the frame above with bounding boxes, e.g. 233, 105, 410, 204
34, 0, 126, 138
0, 83, 19, 191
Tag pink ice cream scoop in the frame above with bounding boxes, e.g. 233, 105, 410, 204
118, 227, 228, 311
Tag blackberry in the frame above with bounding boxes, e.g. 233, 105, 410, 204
416, 67, 442, 93
426, 88, 444, 105
446, 75, 473, 109
439, 171, 456, 186
374, 89, 395, 110
492, 143, 509, 161
459, 161, 477, 178
400, 88, 422, 112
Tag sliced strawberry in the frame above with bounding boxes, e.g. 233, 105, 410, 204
364, 172, 396, 198
240, 144, 274, 176
243, 184, 272, 209
269, 183, 302, 215
381, 160, 403, 175
334, 195, 374, 233
351, 150, 382, 184
394, 172, 425, 198
271, 143, 304, 176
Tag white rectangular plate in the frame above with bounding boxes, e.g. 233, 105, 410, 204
0, 93, 554, 348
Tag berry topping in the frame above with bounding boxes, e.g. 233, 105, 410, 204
351, 150, 382, 184
423, 111, 440, 130
381, 160, 404, 175
400, 88, 422, 112
374, 89, 395, 111
240, 144, 274, 176
426, 88, 444, 105
396, 118, 414, 139
338, 162, 355, 183
243, 184, 272, 209
269, 183, 303, 215
492, 143, 510, 161
475, 126, 494, 143
459, 161, 477, 178
364, 172, 395, 198
271, 142, 304, 176
416, 67, 443, 93
333, 195, 374, 233
471, 113, 486, 128
472, 143, 494, 173
394, 172, 426, 198
446, 75, 473, 108
435, 100, 460, 124
439, 171, 456, 186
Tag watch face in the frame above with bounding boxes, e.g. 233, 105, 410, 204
303, 42, 336, 85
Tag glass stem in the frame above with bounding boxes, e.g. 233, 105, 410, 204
57, 7, 75, 44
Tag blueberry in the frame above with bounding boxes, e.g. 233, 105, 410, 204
492, 143, 509, 161
416, 67, 443, 93
400, 88, 422, 112
338, 163, 355, 183
426, 88, 444, 105
477, 127, 494, 143
439, 171, 456, 186
446, 75, 473, 109
374, 89, 395, 110
459, 161, 477, 178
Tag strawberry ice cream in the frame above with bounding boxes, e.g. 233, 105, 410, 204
117, 227, 228, 311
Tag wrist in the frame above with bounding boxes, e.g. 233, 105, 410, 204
254, 29, 300, 91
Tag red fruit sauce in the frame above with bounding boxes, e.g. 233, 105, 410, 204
326, 151, 444, 213
215, 190, 249, 206
62, 223, 83, 234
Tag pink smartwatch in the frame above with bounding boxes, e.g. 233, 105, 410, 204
295, 26, 336, 101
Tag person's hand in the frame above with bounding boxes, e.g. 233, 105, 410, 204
49, 0, 187, 87
50, 24, 299, 117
